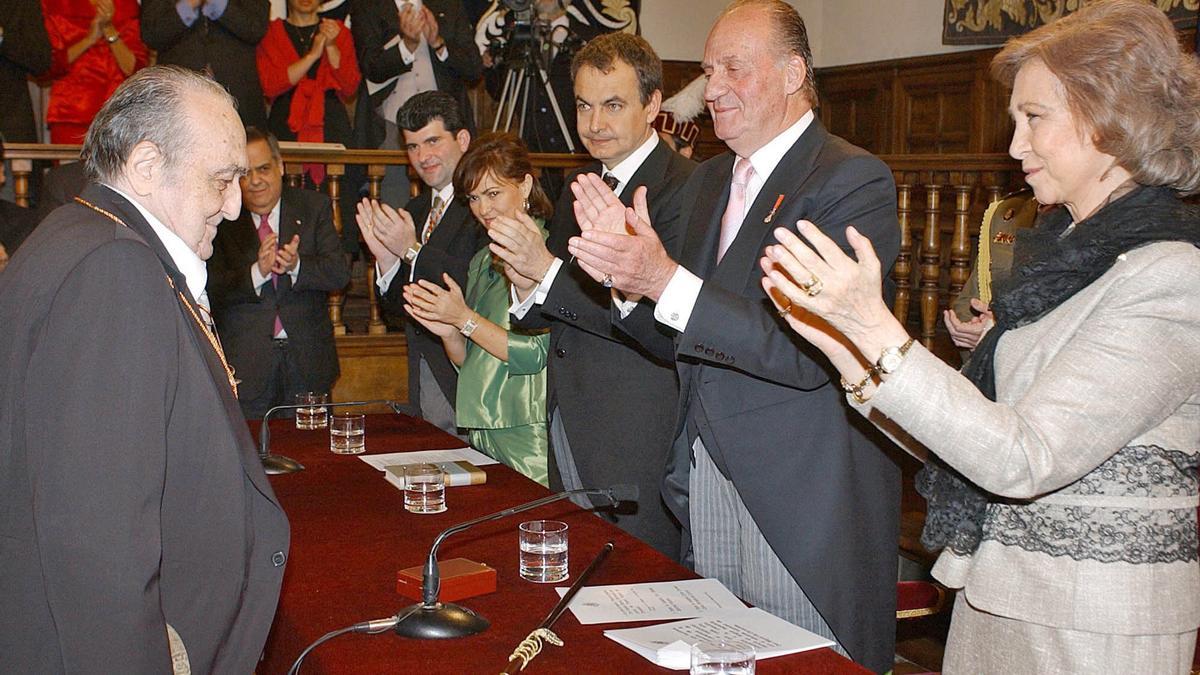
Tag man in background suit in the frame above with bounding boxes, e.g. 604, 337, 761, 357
141, 0, 270, 129
35, 160, 90, 223
568, 1, 901, 671
352, 0, 481, 205
0, 66, 288, 673
491, 33, 694, 558
207, 127, 350, 419
358, 91, 484, 435
0, 0, 50, 144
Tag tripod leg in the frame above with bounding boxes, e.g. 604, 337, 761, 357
536, 65, 575, 153
505, 67, 527, 133
493, 69, 516, 133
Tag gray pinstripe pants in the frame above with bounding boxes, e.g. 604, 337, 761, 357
690, 438, 847, 657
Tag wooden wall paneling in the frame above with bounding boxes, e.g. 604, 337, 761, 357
331, 334, 409, 408
892, 59, 977, 155
817, 68, 891, 155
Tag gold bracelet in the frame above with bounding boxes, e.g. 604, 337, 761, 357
840, 369, 876, 405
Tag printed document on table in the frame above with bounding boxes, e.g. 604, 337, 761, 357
555, 578, 745, 624
358, 447, 498, 471
604, 607, 836, 670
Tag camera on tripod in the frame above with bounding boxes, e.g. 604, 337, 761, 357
487, 0, 583, 151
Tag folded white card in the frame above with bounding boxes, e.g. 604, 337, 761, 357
359, 448, 498, 471
604, 608, 836, 670
556, 578, 745, 625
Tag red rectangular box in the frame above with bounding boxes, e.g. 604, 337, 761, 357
396, 558, 497, 602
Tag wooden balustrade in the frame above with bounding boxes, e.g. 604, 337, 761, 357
5, 145, 1023, 359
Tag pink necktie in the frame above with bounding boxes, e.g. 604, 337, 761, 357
256, 214, 285, 337
717, 157, 755, 262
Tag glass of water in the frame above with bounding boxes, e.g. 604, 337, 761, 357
518, 520, 568, 583
403, 463, 447, 513
329, 412, 366, 454
295, 392, 328, 430
690, 642, 755, 675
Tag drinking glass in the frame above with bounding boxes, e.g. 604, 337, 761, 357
690, 642, 756, 675
518, 520, 568, 583
403, 463, 447, 513
329, 412, 365, 454
295, 392, 328, 430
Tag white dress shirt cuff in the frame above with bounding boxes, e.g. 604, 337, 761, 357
399, 40, 416, 65
291, 259, 301, 282
509, 257, 562, 318
251, 263, 269, 296
435, 44, 448, 61
613, 290, 639, 319
654, 265, 703, 332
376, 259, 402, 294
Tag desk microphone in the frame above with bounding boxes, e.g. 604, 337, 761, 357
258, 399, 409, 474
394, 484, 639, 639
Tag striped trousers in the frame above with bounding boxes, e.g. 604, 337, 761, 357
690, 438, 847, 658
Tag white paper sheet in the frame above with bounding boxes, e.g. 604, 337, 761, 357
603, 608, 836, 670
358, 448, 498, 471
555, 578, 745, 625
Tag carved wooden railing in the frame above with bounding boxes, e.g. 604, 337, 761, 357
5, 143, 591, 338
5, 145, 1022, 353
877, 153, 1023, 351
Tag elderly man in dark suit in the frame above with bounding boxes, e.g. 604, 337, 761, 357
358, 91, 484, 436
140, 0, 269, 129
568, 1, 901, 671
207, 127, 350, 419
489, 32, 694, 558
0, 66, 289, 673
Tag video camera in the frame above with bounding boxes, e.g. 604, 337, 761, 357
487, 0, 581, 73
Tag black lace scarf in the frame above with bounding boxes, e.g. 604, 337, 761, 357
916, 185, 1200, 556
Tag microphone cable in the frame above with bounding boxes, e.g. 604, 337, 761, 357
286, 605, 420, 675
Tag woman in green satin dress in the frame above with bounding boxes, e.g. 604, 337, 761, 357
402, 133, 551, 486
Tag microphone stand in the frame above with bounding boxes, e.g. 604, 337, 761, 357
394, 484, 637, 639
259, 399, 408, 475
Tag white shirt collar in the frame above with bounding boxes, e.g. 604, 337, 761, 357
604, 131, 659, 195
104, 183, 209, 307
250, 200, 281, 232
743, 109, 815, 183
433, 183, 454, 205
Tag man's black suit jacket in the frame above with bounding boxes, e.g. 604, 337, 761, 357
352, 0, 482, 143
140, 0, 269, 129
0, 184, 289, 673
514, 141, 695, 558
379, 189, 485, 413
0, 0, 50, 143
618, 120, 902, 673
207, 186, 350, 403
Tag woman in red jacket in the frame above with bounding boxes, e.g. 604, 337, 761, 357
42, 0, 148, 144
257, 0, 360, 186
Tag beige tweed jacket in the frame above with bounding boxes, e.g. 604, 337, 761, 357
857, 241, 1200, 636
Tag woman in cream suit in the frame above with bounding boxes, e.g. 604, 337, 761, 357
761, 1, 1200, 671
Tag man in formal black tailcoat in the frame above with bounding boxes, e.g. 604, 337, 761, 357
207, 127, 350, 419
0, 0, 50, 144
141, 0, 270, 129
489, 32, 695, 559
568, 1, 901, 671
358, 91, 485, 435
0, 65, 289, 673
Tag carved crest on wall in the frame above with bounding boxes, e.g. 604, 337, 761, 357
943, 0, 1198, 44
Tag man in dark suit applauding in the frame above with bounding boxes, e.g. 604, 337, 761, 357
0, 65, 288, 674
207, 127, 350, 419
489, 32, 695, 558
358, 91, 484, 435
568, 1, 901, 671
141, 0, 270, 129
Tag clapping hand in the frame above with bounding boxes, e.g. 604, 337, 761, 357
402, 274, 469, 338
944, 298, 994, 350
356, 198, 415, 271
486, 211, 553, 295
398, 3, 426, 49
273, 235, 300, 275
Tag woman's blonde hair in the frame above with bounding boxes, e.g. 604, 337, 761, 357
992, 0, 1200, 195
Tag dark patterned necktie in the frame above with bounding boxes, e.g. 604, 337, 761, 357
602, 172, 620, 192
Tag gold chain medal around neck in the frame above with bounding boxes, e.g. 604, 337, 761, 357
73, 196, 240, 397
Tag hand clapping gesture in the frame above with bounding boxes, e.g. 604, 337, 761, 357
485, 211, 553, 296
356, 198, 417, 272
402, 274, 470, 338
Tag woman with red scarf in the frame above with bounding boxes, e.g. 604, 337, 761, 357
257, 0, 360, 186
42, 0, 148, 144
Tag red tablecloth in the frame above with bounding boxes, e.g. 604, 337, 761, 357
257, 414, 868, 674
